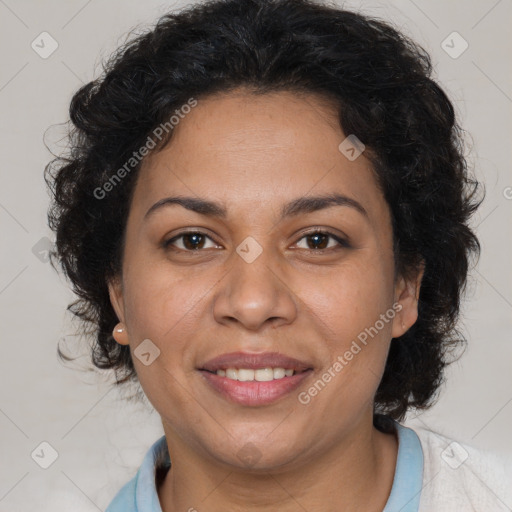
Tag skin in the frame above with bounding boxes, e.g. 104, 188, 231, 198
108, 88, 424, 512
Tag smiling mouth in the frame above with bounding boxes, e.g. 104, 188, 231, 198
198, 367, 314, 406
197, 351, 314, 405
201, 367, 310, 381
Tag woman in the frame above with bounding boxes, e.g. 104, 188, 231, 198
45, 0, 511, 510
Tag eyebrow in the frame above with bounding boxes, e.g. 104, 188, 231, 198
144, 193, 369, 222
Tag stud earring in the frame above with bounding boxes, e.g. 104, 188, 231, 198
113, 323, 125, 335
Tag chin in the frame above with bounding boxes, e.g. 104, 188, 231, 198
204, 434, 302, 472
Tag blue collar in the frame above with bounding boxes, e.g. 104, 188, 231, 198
383, 421, 424, 512
106, 419, 424, 511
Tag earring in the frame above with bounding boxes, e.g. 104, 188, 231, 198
112, 322, 129, 346
113, 323, 125, 335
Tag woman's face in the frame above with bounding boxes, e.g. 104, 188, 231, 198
109, 89, 422, 470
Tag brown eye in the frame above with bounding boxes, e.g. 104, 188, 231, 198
163, 232, 219, 251
295, 231, 349, 251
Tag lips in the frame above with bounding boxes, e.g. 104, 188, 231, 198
197, 351, 314, 406
198, 351, 313, 373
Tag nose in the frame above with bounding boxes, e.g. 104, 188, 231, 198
212, 244, 298, 332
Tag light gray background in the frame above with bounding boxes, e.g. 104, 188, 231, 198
0, 0, 511, 510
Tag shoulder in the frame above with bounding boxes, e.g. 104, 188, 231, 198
409, 425, 512, 511
105, 475, 137, 512
104, 435, 169, 512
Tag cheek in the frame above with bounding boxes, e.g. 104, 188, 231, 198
122, 259, 212, 342
301, 258, 394, 341
120, 265, 206, 415
298, 256, 395, 407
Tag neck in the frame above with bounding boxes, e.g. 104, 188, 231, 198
158, 413, 398, 512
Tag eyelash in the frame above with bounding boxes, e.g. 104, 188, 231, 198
162, 229, 350, 253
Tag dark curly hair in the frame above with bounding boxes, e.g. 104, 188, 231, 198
45, 0, 483, 420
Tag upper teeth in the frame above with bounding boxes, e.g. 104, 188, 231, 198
216, 368, 295, 381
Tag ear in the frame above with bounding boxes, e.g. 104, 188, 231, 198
391, 261, 425, 339
107, 274, 129, 346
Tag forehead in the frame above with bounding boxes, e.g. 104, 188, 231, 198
132, 89, 389, 226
